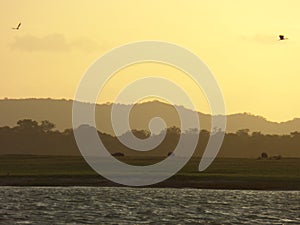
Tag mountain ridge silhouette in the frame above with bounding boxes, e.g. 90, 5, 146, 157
0, 98, 299, 135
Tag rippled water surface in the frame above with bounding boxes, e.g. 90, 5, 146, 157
0, 187, 299, 224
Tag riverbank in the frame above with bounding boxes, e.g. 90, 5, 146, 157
0, 155, 299, 190
1, 175, 300, 190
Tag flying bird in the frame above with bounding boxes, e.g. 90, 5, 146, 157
12, 22, 21, 30
279, 35, 288, 41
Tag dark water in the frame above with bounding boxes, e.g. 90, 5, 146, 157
0, 187, 299, 224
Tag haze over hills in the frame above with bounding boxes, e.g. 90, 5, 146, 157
0, 98, 300, 135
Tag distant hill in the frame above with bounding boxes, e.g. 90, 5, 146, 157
0, 98, 299, 135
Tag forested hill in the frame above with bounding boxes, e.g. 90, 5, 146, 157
0, 98, 300, 135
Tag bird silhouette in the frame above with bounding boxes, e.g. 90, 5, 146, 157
12, 22, 21, 30
279, 35, 288, 41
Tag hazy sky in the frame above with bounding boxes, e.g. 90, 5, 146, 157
1, 0, 300, 122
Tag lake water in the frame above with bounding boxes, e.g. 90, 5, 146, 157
0, 187, 299, 224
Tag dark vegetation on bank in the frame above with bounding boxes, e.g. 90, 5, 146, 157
0, 119, 300, 158
0, 119, 299, 189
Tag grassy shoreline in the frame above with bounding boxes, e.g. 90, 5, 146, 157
0, 155, 299, 190
1, 175, 300, 190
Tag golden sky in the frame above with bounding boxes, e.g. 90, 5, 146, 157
1, 0, 300, 122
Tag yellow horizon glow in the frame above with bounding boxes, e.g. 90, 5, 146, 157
1, 0, 300, 122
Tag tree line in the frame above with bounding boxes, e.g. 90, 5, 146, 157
0, 119, 299, 158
